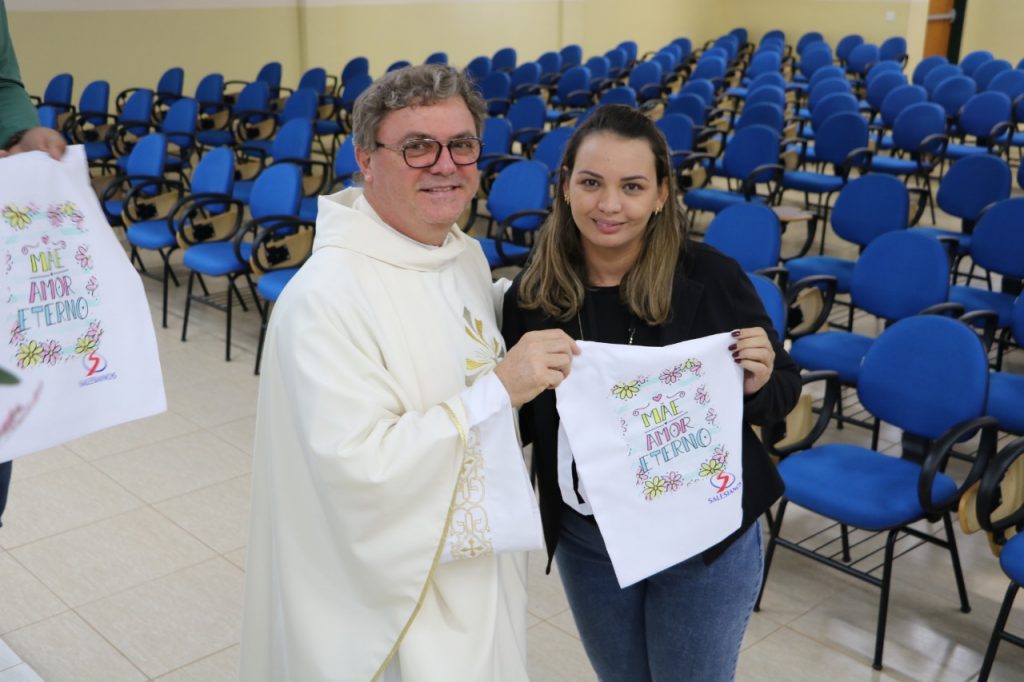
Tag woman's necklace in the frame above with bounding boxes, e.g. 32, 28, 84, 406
577, 309, 636, 344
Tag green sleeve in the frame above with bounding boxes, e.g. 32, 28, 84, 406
0, 0, 40, 147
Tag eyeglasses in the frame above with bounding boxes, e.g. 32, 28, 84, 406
374, 136, 483, 168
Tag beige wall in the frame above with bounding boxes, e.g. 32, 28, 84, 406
961, 0, 1024, 64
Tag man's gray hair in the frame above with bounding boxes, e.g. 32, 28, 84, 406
351, 63, 487, 152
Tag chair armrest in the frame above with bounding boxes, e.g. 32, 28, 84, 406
919, 416, 999, 516
767, 370, 842, 458
919, 301, 965, 318
907, 187, 930, 226
917, 132, 949, 164
977, 435, 1024, 536
839, 146, 873, 175
175, 197, 247, 247
741, 163, 785, 200
754, 265, 789, 290
959, 309, 1000, 352
785, 274, 839, 339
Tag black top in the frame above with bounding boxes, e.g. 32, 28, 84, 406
502, 241, 802, 570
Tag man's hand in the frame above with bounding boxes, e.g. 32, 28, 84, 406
0, 127, 67, 160
495, 330, 580, 408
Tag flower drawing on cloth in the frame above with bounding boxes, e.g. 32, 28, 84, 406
643, 476, 668, 500
663, 471, 683, 492
612, 381, 642, 400
15, 340, 43, 368
705, 407, 718, 427
48, 201, 84, 230
86, 276, 98, 297
462, 307, 504, 387
2, 204, 36, 231
659, 366, 683, 384
681, 357, 703, 376
698, 458, 724, 478
74, 333, 97, 355
694, 385, 710, 405
447, 429, 494, 560
712, 445, 729, 464
74, 245, 92, 271
40, 340, 62, 365
636, 466, 650, 485
9, 321, 24, 346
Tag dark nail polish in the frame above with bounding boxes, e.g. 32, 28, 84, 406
731, 330, 741, 337
728, 344, 737, 351
732, 351, 739, 358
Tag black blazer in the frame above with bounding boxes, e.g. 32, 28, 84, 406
502, 241, 801, 570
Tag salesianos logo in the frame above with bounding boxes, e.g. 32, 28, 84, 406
79, 350, 117, 386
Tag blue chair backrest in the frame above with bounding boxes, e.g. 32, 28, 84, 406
37, 106, 59, 130
656, 113, 695, 163
161, 97, 198, 147
282, 88, 319, 122
703, 203, 781, 272
628, 61, 663, 97
507, 95, 546, 137
924, 63, 963, 96
722, 124, 780, 181
957, 91, 1012, 140
79, 80, 110, 123
987, 69, 1024, 99
969, 198, 1024, 278
120, 88, 154, 131
932, 76, 977, 118
618, 40, 639, 66
936, 155, 1012, 221
387, 60, 411, 73
810, 93, 858, 131
43, 73, 73, 107
807, 65, 846, 92
680, 78, 714, 106
912, 55, 949, 85
737, 102, 784, 132
156, 67, 184, 99
800, 43, 833, 78
234, 80, 269, 116
466, 55, 491, 83
510, 62, 540, 98
482, 72, 511, 114
892, 102, 947, 153
297, 67, 327, 95
269, 118, 313, 162
190, 146, 235, 195
859, 315, 988, 439
745, 86, 786, 110
493, 47, 517, 73
586, 56, 611, 85
425, 51, 448, 65
866, 70, 908, 111
1013, 296, 1024, 346
763, 29, 786, 43
256, 62, 282, 94
599, 86, 637, 108
561, 44, 583, 70
866, 60, 904, 85
250, 163, 302, 219
558, 65, 593, 104
532, 126, 573, 177
653, 53, 677, 81
973, 59, 1012, 91
487, 160, 550, 230
746, 51, 781, 80
479, 116, 512, 165
851, 230, 950, 322
195, 73, 224, 110
797, 32, 824, 54
748, 273, 786, 338
880, 84, 928, 126
747, 72, 787, 93
691, 56, 726, 81
832, 174, 908, 245
341, 56, 369, 85
665, 92, 706, 125
836, 34, 865, 63
813, 111, 869, 167
340, 74, 372, 111
125, 132, 166, 179
604, 47, 627, 75
673, 37, 693, 61
538, 51, 562, 80
729, 27, 748, 47
879, 36, 907, 63
333, 136, 359, 187
846, 43, 880, 76
959, 50, 994, 77
808, 77, 852, 111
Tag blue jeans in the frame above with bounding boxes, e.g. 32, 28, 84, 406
555, 510, 763, 682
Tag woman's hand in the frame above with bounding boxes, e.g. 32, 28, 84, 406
729, 327, 774, 396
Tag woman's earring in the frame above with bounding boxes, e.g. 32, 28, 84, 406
564, 193, 571, 205
654, 204, 662, 216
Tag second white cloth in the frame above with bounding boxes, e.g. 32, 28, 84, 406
556, 333, 745, 587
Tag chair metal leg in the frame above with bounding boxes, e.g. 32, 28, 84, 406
870, 418, 881, 451
943, 512, 971, 613
840, 524, 852, 562
181, 271, 195, 342
873, 529, 899, 670
978, 583, 1019, 682
225, 276, 234, 362
755, 499, 788, 611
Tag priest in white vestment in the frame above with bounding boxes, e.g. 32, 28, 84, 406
240, 64, 578, 682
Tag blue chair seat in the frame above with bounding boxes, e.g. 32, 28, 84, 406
778, 444, 958, 529
104, 199, 123, 218
84, 141, 112, 161
782, 170, 844, 193
476, 238, 531, 268
126, 220, 175, 250
315, 119, 343, 136
684, 189, 766, 214
945, 143, 991, 160
239, 140, 273, 157
871, 155, 918, 174
949, 285, 1015, 327
787, 256, 854, 292
725, 86, 748, 98
300, 196, 318, 222
183, 241, 252, 276
233, 181, 254, 203
256, 267, 300, 301
196, 129, 234, 147
790, 331, 873, 384
1001, 532, 1024, 584
912, 226, 971, 254
988, 371, 1024, 434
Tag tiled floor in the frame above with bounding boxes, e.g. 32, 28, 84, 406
1, 182, 1023, 681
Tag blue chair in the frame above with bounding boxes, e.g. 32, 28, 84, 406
864, 70, 907, 123
879, 35, 908, 66
759, 314, 997, 670
872, 84, 928, 150
748, 273, 787, 338
31, 73, 73, 120
537, 51, 562, 86
194, 72, 225, 117
932, 75, 977, 121
386, 60, 411, 73
128, 147, 236, 328
84, 88, 153, 171
949, 198, 1024, 368
975, 436, 1024, 680
547, 65, 593, 118
475, 160, 550, 269
912, 55, 948, 86
66, 80, 110, 143
682, 124, 783, 216
702, 203, 782, 276
986, 297, 1024, 435
510, 61, 541, 100
846, 43, 880, 82
974, 59, 1012, 91
340, 56, 369, 87
656, 113, 696, 171
598, 86, 637, 108
225, 61, 282, 102
836, 34, 864, 66
959, 50, 994, 77
481, 72, 512, 116
465, 55, 491, 84
531, 126, 573, 181
99, 130, 167, 231
870, 102, 949, 222
924, 63, 963, 97
945, 91, 1013, 161
181, 163, 302, 361
788, 230, 953, 416
626, 61, 664, 105
506, 95, 547, 149
425, 51, 448, 65
477, 116, 516, 181
584, 56, 613, 93
329, 136, 359, 191
492, 46, 517, 74
560, 44, 583, 72
159, 97, 199, 176
664, 92, 707, 127
196, 80, 270, 152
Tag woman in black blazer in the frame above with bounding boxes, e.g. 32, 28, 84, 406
502, 105, 800, 682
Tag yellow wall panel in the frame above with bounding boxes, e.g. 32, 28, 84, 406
961, 0, 1024, 64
